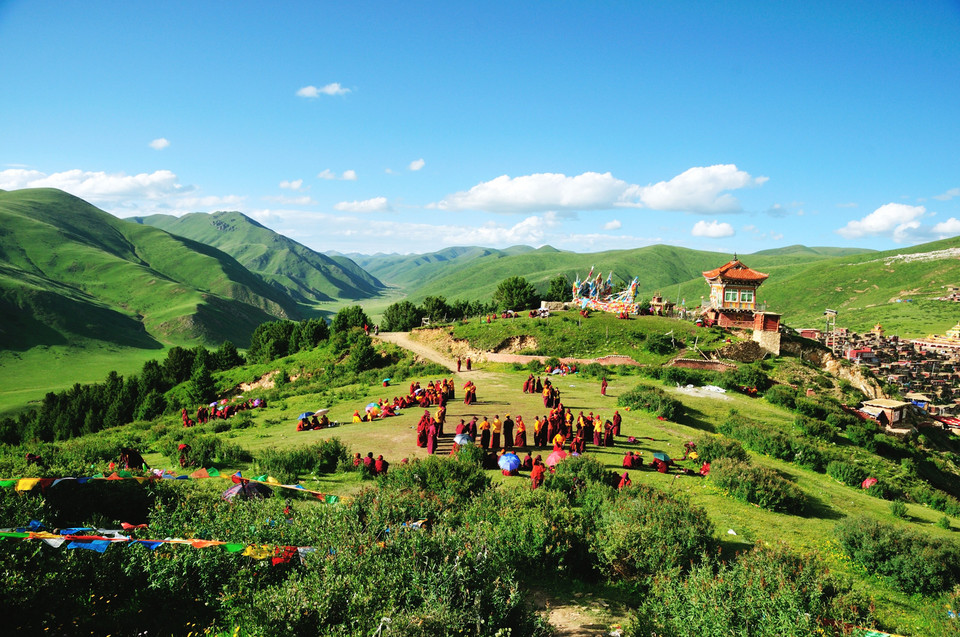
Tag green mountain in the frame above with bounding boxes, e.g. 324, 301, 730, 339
354, 238, 960, 338
134, 211, 384, 303
338, 245, 539, 289
0, 188, 302, 350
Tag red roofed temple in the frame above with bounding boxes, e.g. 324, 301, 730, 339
701, 258, 782, 354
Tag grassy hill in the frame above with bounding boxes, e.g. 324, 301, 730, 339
3, 327, 957, 635
361, 238, 959, 338
0, 188, 304, 349
134, 211, 384, 303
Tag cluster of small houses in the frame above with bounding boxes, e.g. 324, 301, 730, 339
797, 321, 960, 435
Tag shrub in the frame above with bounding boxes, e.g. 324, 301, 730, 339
795, 415, 837, 442
542, 455, 619, 502
694, 435, 749, 464
710, 458, 808, 514
628, 543, 873, 636
765, 384, 798, 410
719, 413, 793, 460
937, 516, 952, 530
645, 333, 676, 355
889, 500, 909, 519
618, 385, 684, 420
790, 440, 828, 473
595, 484, 716, 581
836, 517, 960, 595
826, 460, 866, 487
253, 439, 350, 483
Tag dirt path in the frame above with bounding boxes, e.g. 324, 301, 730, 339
375, 332, 499, 383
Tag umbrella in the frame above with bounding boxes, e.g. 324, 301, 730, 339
454, 433, 473, 445
221, 481, 273, 502
498, 453, 521, 472
546, 449, 567, 467
314, 408, 330, 416
297, 411, 315, 420
861, 477, 878, 489
653, 452, 671, 463
209, 402, 217, 407
365, 402, 378, 411
382, 378, 391, 382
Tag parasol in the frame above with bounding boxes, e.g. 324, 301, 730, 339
653, 452, 671, 463
861, 477, 878, 489
498, 453, 521, 472
546, 449, 568, 467
296, 411, 315, 420
314, 408, 330, 416
454, 433, 473, 445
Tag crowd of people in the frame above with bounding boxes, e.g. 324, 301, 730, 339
182, 397, 266, 428
352, 452, 390, 475
297, 412, 331, 431
348, 379, 458, 423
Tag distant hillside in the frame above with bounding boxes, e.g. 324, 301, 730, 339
0, 188, 302, 350
135, 211, 384, 303
339, 245, 539, 289
353, 238, 960, 337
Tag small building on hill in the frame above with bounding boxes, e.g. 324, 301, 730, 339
700, 258, 782, 354
860, 398, 911, 427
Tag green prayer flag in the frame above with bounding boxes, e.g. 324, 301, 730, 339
325, 495, 339, 504
223, 543, 245, 553
0, 480, 19, 488
0, 532, 30, 539
207, 468, 220, 477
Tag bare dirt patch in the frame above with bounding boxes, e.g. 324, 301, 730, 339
493, 335, 539, 354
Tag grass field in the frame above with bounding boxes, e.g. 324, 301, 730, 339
124, 355, 955, 635
0, 342, 166, 415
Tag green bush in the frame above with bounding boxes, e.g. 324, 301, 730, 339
618, 385, 683, 420
836, 517, 960, 595
628, 543, 873, 636
890, 500, 909, 519
253, 439, 350, 483
710, 458, 808, 514
795, 415, 837, 442
595, 484, 716, 581
826, 460, 866, 487
543, 455, 619, 502
765, 384, 798, 410
645, 333, 677, 355
719, 413, 793, 460
693, 435, 749, 464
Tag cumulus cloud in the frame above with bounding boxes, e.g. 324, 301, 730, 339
625, 164, 767, 213
318, 169, 356, 181
691, 220, 735, 238
176, 195, 246, 210
279, 179, 303, 190
932, 217, 960, 236
604, 219, 622, 230
149, 138, 170, 150
334, 197, 390, 213
432, 172, 630, 213
408, 158, 425, 171
430, 165, 765, 214
296, 83, 350, 98
933, 187, 960, 202
837, 203, 927, 241
263, 195, 316, 205
0, 168, 186, 201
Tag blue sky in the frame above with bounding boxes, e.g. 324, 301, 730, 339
2, 1, 959, 255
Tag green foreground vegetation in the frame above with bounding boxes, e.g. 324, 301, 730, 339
1, 307, 959, 635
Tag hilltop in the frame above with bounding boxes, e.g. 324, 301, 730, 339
0, 188, 301, 350
135, 211, 384, 303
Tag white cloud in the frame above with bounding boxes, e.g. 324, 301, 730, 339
932, 217, 960, 236
0, 168, 186, 201
836, 202, 858, 208
279, 179, 303, 190
149, 138, 170, 150
625, 164, 767, 213
691, 220, 735, 238
263, 195, 316, 205
771, 232, 784, 240
334, 197, 390, 213
408, 158, 425, 171
933, 187, 960, 202
430, 165, 764, 214
318, 169, 356, 181
432, 172, 630, 213
604, 219, 622, 230
296, 83, 350, 98
837, 203, 927, 241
